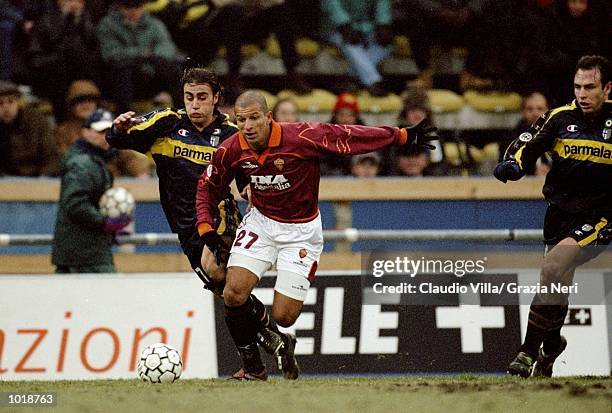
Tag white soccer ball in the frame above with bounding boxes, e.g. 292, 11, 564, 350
99, 187, 135, 218
137, 343, 183, 383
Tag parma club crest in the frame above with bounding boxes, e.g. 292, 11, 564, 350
603, 119, 612, 140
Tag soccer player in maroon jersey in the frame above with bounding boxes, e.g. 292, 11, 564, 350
196, 90, 437, 380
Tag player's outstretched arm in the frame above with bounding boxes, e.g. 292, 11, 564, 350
296, 121, 437, 156
106, 109, 181, 153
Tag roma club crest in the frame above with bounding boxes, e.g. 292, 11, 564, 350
274, 158, 285, 171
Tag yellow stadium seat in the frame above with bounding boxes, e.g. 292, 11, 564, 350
427, 89, 465, 113
278, 89, 337, 112
443, 142, 467, 166
357, 92, 402, 113
463, 91, 522, 112
296, 38, 321, 58
266, 36, 281, 58
241, 43, 262, 58
393, 35, 411, 58
468, 142, 500, 163
266, 36, 320, 59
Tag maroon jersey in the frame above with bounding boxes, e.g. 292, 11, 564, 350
196, 121, 407, 231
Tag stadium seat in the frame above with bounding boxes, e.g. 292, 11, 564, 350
427, 89, 465, 113
392, 35, 412, 58
278, 88, 336, 113
295, 38, 321, 58
265, 36, 321, 59
357, 92, 402, 113
265, 36, 281, 58
463, 91, 522, 112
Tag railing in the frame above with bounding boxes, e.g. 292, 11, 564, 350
0, 229, 543, 247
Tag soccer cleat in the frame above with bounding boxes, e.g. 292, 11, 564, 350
532, 336, 567, 378
507, 352, 534, 378
230, 367, 268, 381
257, 328, 284, 356
277, 333, 299, 380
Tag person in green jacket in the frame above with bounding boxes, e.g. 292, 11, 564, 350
96, 0, 181, 113
52, 109, 132, 273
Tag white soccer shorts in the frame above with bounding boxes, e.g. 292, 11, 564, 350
227, 207, 323, 301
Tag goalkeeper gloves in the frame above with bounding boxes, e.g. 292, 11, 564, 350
403, 119, 438, 151
493, 160, 524, 183
103, 214, 131, 234
201, 230, 230, 266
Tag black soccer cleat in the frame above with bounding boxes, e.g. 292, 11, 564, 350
257, 328, 284, 356
277, 333, 299, 380
532, 336, 567, 378
507, 352, 534, 378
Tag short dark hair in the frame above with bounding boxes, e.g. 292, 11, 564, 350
235, 90, 269, 113
181, 67, 222, 96
576, 55, 611, 86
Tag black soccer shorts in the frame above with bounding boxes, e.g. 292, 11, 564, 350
180, 197, 242, 289
543, 203, 610, 251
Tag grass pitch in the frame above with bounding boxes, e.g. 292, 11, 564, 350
1, 375, 610, 413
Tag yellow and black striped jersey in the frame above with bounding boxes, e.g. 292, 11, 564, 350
107, 108, 238, 236
503, 100, 612, 215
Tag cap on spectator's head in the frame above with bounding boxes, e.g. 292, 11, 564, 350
352, 152, 381, 166
0, 81, 21, 98
333, 93, 359, 113
84, 109, 114, 131
117, 0, 146, 7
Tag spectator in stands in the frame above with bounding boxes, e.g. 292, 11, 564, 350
393, 87, 448, 176
55, 80, 102, 155
96, 0, 181, 113
0, 1, 39, 81
147, 0, 310, 95
55, 79, 152, 177
0, 80, 60, 176
28, 0, 101, 122
52, 109, 131, 273
323, 93, 364, 175
330, 92, 363, 125
402, 0, 519, 91
351, 152, 381, 177
321, 0, 393, 96
547, 0, 609, 104
273, 98, 299, 122
87, 0, 112, 24
499, 91, 551, 176
514, 0, 609, 106
394, 146, 432, 177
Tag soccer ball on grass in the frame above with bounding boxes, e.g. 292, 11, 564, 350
99, 187, 135, 218
137, 343, 183, 383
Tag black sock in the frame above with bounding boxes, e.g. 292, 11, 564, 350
519, 296, 558, 359
543, 305, 568, 355
225, 300, 264, 372
251, 294, 282, 334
